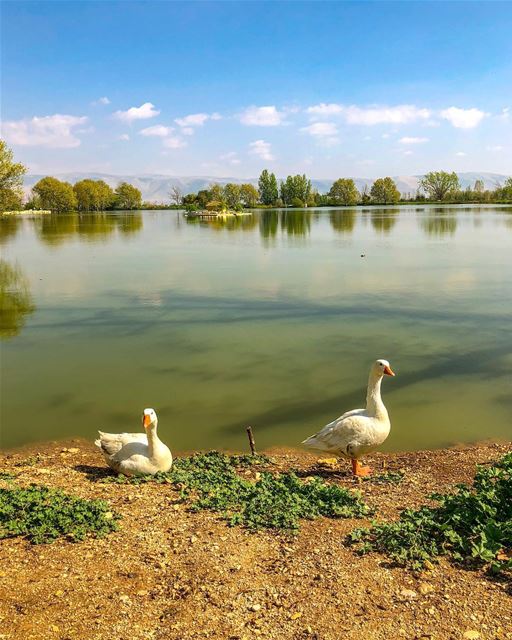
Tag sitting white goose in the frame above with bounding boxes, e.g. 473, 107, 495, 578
302, 359, 395, 477
95, 408, 173, 476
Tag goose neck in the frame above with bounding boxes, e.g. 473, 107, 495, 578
366, 373, 386, 418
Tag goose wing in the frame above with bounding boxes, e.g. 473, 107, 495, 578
95, 431, 147, 458
302, 409, 367, 452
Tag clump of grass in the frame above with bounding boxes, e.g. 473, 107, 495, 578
349, 452, 512, 573
103, 451, 370, 531
0, 485, 119, 544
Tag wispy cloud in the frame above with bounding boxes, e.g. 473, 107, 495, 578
137, 122, 186, 149
341, 104, 431, 125
455, 151, 466, 157
220, 151, 240, 165
163, 136, 187, 149
240, 106, 288, 126
118, 133, 130, 141
249, 139, 274, 161
139, 124, 174, 137
92, 96, 111, 106
486, 144, 503, 151
306, 103, 343, 119
399, 136, 429, 144
113, 102, 160, 123
1, 113, 88, 148
175, 112, 221, 128
440, 107, 487, 129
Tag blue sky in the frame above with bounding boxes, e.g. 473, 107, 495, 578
1, 1, 511, 178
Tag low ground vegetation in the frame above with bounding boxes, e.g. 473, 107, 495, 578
349, 452, 512, 574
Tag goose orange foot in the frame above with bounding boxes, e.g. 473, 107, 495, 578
351, 459, 372, 477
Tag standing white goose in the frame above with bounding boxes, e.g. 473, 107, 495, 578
302, 359, 395, 477
95, 408, 173, 476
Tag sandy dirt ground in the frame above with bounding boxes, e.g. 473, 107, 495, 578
0, 440, 511, 640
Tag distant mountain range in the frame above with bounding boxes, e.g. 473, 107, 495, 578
23, 172, 509, 203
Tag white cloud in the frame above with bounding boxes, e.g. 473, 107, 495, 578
399, 136, 429, 144
139, 124, 174, 137
455, 151, 467, 157
92, 96, 111, 106
300, 122, 338, 137
1, 113, 88, 148
240, 105, 287, 126
403, 150, 414, 156
181, 127, 195, 136
440, 107, 487, 129
500, 107, 510, 121
340, 104, 431, 125
175, 113, 210, 127
300, 121, 339, 146
163, 136, 186, 149
249, 139, 274, 161
382, 133, 390, 139
486, 145, 503, 151
113, 102, 160, 123
220, 151, 240, 165
306, 103, 343, 119
118, 133, 130, 141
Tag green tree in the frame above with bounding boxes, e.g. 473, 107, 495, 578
474, 179, 484, 193
419, 171, 460, 201
370, 177, 401, 204
258, 169, 278, 205
209, 183, 224, 202
114, 182, 142, 209
196, 190, 211, 208
240, 183, 259, 207
73, 179, 114, 211
33, 177, 77, 212
328, 178, 360, 206
280, 174, 311, 205
0, 140, 26, 211
223, 183, 242, 208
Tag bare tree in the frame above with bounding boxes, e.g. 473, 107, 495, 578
170, 185, 183, 206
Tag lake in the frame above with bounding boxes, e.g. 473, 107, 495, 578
1, 205, 511, 452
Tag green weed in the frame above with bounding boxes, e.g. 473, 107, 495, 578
0, 485, 119, 544
102, 451, 370, 531
348, 452, 512, 573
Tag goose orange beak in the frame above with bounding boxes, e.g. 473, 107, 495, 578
383, 365, 395, 376
143, 414, 152, 428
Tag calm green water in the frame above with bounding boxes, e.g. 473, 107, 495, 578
1, 206, 511, 452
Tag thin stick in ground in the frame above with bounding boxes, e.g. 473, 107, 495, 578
246, 426, 256, 455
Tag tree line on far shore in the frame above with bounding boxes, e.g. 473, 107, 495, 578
180, 170, 512, 210
1, 140, 511, 213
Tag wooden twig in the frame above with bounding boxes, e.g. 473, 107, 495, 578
246, 426, 256, 455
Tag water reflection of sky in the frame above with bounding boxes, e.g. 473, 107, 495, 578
1, 206, 511, 451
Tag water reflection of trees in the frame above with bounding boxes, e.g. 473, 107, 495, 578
185, 213, 258, 233
0, 260, 35, 338
0, 216, 21, 245
370, 208, 399, 233
329, 209, 356, 234
32, 212, 143, 244
259, 210, 279, 239
34, 214, 78, 245
280, 210, 311, 236
420, 212, 457, 237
